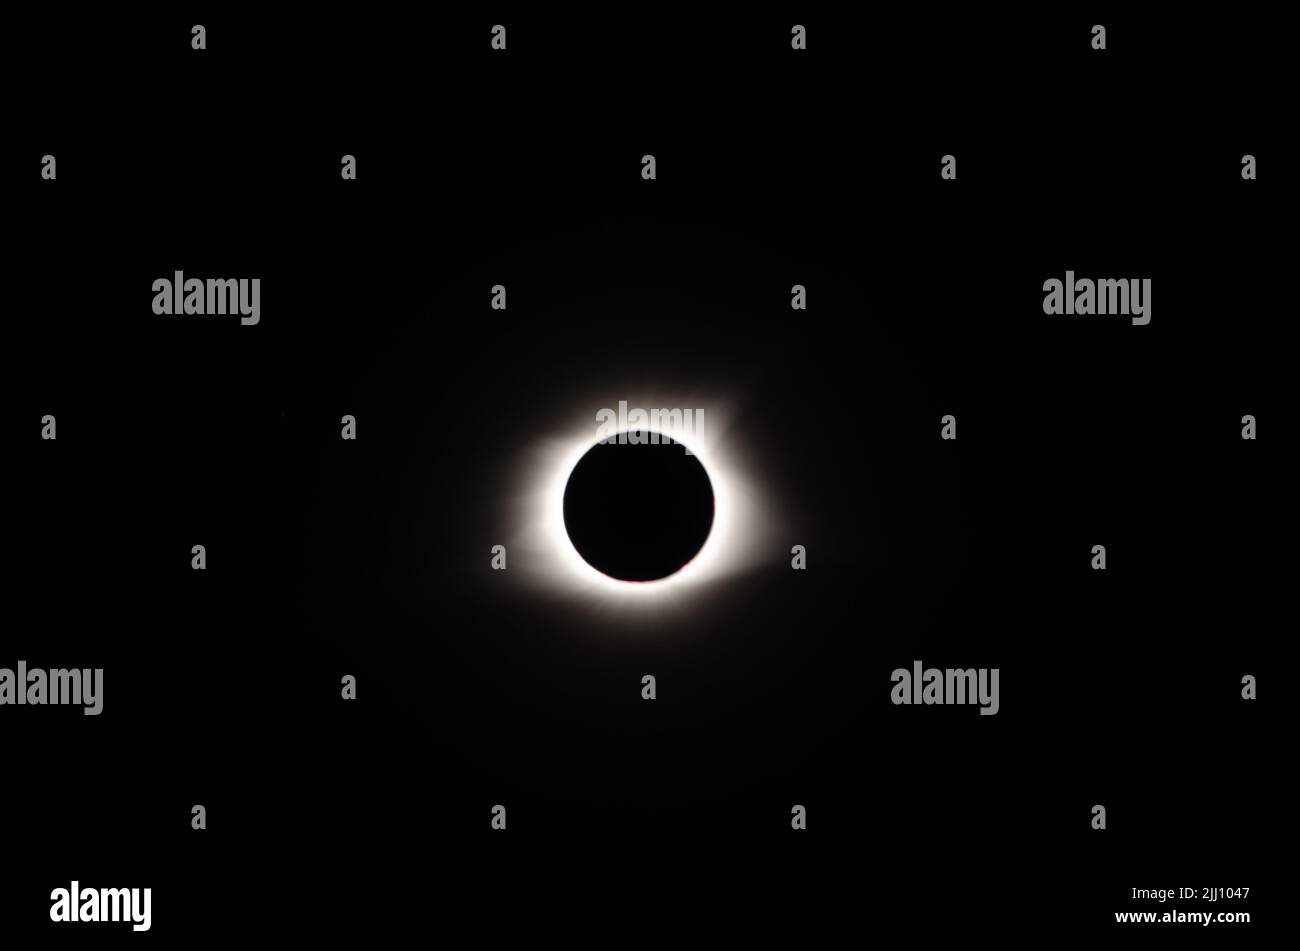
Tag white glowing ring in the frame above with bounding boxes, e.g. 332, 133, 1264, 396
510, 398, 770, 610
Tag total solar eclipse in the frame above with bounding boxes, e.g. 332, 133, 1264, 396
562, 432, 715, 582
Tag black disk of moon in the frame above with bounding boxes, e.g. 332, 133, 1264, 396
562, 432, 715, 582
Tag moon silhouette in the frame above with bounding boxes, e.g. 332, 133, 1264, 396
562, 431, 715, 582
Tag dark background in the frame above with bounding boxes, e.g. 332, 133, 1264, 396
3, 4, 1293, 937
